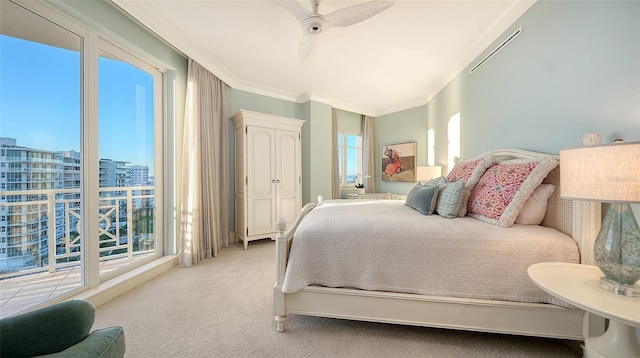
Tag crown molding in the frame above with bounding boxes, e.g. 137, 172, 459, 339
375, 98, 429, 117
112, 0, 536, 119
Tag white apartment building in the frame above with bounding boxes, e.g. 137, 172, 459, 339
0, 138, 148, 272
99, 159, 129, 188
0, 137, 61, 271
128, 165, 150, 186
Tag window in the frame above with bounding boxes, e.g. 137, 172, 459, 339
337, 132, 362, 186
0, 0, 165, 313
97, 41, 162, 278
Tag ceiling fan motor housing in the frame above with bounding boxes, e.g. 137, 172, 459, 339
304, 16, 327, 34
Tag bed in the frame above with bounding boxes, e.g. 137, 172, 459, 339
273, 149, 604, 340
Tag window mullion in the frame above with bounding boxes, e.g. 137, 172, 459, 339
83, 30, 100, 288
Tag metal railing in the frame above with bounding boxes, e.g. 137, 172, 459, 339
0, 186, 155, 279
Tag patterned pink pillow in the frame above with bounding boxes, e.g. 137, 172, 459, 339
447, 155, 496, 189
468, 157, 558, 227
447, 154, 497, 217
447, 159, 481, 182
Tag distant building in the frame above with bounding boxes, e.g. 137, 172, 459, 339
0, 138, 152, 272
99, 159, 129, 188
128, 165, 149, 186
57, 150, 81, 253
0, 137, 61, 271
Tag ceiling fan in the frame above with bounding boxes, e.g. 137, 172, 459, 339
276, 0, 396, 59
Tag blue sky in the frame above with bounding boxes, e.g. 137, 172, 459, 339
0, 34, 154, 173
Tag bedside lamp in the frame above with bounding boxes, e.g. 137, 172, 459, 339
560, 141, 640, 296
416, 166, 442, 183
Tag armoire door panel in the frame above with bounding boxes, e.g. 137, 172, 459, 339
276, 131, 299, 196
249, 198, 276, 235
248, 128, 275, 195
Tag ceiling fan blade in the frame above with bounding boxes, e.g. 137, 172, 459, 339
325, 0, 395, 28
275, 0, 313, 24
299, 32, 319, 59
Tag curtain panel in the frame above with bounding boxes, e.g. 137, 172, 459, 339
179, 59, 230, 267
362, 115, 375, 193
331, 108, 340, 199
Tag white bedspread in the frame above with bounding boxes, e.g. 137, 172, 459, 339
282, 200, 579, 306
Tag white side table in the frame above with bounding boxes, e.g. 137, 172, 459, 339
528, 262, 640, 358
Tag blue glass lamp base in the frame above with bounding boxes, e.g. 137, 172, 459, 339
594, 203, 640, 297
599, 277, 640, 297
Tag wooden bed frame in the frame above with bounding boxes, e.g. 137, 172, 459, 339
273, 149, 605, 340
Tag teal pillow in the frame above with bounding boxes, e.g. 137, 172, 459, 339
423, 176, 447, 187
405, 184, 440, 215
435, 179, 466, 218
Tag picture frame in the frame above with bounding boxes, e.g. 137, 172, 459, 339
381, 141, 416, 182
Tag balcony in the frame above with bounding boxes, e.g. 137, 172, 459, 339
0, 252, 154, 317
0, 186, 156, 318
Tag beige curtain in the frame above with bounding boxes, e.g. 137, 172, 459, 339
331, 108, 340, 199
362, 115, 375, 193
179, 59, 229, 267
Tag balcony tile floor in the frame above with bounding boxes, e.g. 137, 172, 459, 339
0, 257, 139, 318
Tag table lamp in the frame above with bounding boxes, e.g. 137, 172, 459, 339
560, 141, 640, 296
416, 166, 442, 183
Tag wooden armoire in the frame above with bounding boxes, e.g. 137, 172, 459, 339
232, 110, 304, 249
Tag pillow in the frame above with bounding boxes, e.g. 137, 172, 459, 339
515, 184, 556, 225
405, 184, 440, 215
468, 157, 558, 227
423, 176, 447, 187
435, 179, 466, 219
457, 187, 473, 218
447, 154, 497, 217
446, 154, 497, 190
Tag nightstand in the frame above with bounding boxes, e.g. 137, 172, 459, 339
528, 262, 640, 358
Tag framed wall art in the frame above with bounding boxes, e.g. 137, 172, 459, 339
381, 141, 416, 182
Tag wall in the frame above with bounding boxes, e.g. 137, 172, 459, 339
429, 0, 640, 159
376, 0, 640, 196
228, 89, 301, 119
336, 109, 362, 133
301, 101, 333, 204
375, 105, 428, 195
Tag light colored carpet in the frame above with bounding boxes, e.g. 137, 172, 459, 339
94, 239, 582, 358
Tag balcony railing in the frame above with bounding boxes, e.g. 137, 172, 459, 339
0, 186, 155, 279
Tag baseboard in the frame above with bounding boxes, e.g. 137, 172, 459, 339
72, 255, 178, 308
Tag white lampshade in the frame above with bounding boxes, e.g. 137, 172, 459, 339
416, 166, 442, 182
559, 142, 640, 203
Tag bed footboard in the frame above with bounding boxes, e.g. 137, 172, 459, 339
274, 200, 318, 331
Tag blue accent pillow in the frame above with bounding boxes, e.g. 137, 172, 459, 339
405, 184, 440, 215
435, 179, 466, 219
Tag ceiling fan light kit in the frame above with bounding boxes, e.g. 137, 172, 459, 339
277, 0, 396, 59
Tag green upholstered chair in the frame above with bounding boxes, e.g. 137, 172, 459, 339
0, 300, 125, 358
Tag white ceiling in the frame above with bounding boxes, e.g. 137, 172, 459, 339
112, 0, 536, 116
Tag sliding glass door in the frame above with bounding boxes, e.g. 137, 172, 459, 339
0, 0, 84, 313
0, 0, 165, 317
97, 42, 163, 279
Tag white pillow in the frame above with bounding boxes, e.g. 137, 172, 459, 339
515, 184, 556, 225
